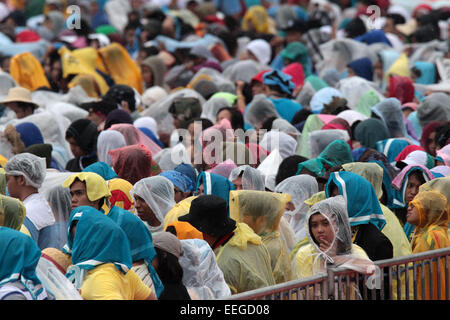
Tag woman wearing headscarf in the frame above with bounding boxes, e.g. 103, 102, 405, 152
407, 190, 449, 300
420, 121, 443, 156
229, 165, 265, 191
140, 55, 167, 90
109, 144, 160, 186
293, 196, 375, 298
275, 175, 319, 244
0, 227, 49, 300
391, 164, 435, 227
229, 190, 294, 284
63, 206, 154, 300
130, 176, 176, 235
354, 118, 391, 150
96, 130, 127, 167
159, 170, 193, 203
65, 119, 99, 172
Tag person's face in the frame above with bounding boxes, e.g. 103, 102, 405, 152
232, 177, 243, 190
383, 18, 396, 34
5, 174, 22, 198
5, 102, 33, 119
242, 214, 266, 235
286, 30, 302, 43
427, 131, 437, 156
251, 82, 265, 96
134, 194, 160, 226
125, 28, 136, 46
330, 184, 340, 197
309, 213, 335, 252
374, 60, 383, 81
141, 65, 153, 88
173, 186, 185, 203
406, 202, 420, 226
405, 174, 422, 204
69, 180, 100, 210
66, 137, 84, 158
286, 201, 295, 212
216, 109, 232, 124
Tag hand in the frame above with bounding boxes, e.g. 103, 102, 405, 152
235, 80, 245, 93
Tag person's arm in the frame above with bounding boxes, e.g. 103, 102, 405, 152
235, 80, 247, 113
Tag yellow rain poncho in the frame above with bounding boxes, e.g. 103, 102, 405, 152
59, 46, 109, 95
385, 53, 410, 80
0, 168, 6, 195
67, 74, 102, 98
107, 178, 134, 212
62, 172, 112, 203
0, 194, 26, 231
409, 190, 449, 300
215, 222, 276, 294
230, 190, 294, 284
98, 43, 143, 94
9, 52, 50, 91
163, 196, 197, 230
241, 5, 274, 35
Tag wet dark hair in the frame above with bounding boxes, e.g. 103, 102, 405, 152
291, 109, 313, 126
275, 155, 309, 186
154, 247, 184, 284
434, 122, 450, 149
344, 18, 367, 38
217, 107, 244, 130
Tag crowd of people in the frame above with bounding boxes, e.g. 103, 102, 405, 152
0, 0, 449, 301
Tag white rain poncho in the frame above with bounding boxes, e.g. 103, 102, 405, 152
133, 116, 159, 139
44, 185, 72, 250
153, 143, 191, 171
309, 129, 350, 159
222, 59, 265, 84
4, 153, 47, 188
271, 118, 302, 153
335, 76, 384, 109
200, 96, 232, 124
259, 130, 298, 160
96, 130, 127, 167
141, 88, 205, 137
190, 67, 236, 94
228, 165, 265, 191
257, 148, 283, 191
371, 98, 408, 138
295, 196, 375, 278
179, 239, 231, 300
244, 94, 280, 130
0, 71, 17, 98
275, 174, 319, 243
130, 176, 176, 234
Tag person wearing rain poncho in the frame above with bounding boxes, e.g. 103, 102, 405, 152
406, 190, 449, 300
229, 190, 294, 284
63, 206, 154, 300
130, 176, 177, 235
179, 195, 275, 294
0, 227, 49, 300
293, 196, 375, 299
4, 153, 55, 250
62, 172, 164, 297
65, 119, 99, 172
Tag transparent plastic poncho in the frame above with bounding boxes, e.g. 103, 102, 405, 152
309, 129, 350, 159
4, 153, 47, 188
96, 130, 127, 167
228, 165, 265, 191
244, 94, 280, 129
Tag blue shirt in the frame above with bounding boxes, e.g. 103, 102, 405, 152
267, 97, 302, 123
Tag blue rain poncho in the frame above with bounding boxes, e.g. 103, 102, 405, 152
82, 161, 119, 181
196, 171, 235, 206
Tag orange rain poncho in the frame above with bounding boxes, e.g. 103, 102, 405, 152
9, 52, 50, 91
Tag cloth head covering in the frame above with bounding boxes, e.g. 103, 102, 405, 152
388, 76, 415, 105
159, 170, 192, 193
376, 138, 411, 164
228, 165, 265, 191
394, 145, 425, 162
207, 159, 237, 179
417, 93, 450, 128
342, 162, 384, 201
309, 129, 350, 159
420, 121, 443, 154
371, 98, 407, 138
103, 109, 133, 130
108, 123, 162, 156
14, 122, 44, 148
0, 227, 47, 300
107, 178, 134, 211
130, 176, 176, 228
0, 194, 26, 230
385, 53, 410, 80
325, 171, 386, 230
109, 144, 158, 185
179, 195, 236, 238
153, 231, 183, 259
319, 139, 354, 168
4, 153, 46, 188
246, 39, 272, 66
391, 164, 434, 208
259, 131, 297, 160
263, 69, 296, 95
82, 161, 118, 181
299, 114, 337, 158
367, 159, 395, 208
66, 119, 99, 155
275, 175, 318, 242
282, 63, 305, 89
229, 190, 291, 235
62, 172, 111, 202
105, 205, 164, 297
409, 190, 448, 231
196, 171, 235, 206
310, 87, 344, 114
174, 163, 197, 192
141, 56, 167, 88
305, 196, 374, 275
96, 130, 127, 167
179, 238, 231, 299
64, 206, 132, 287
347, 57, 373, 81
354, 118, 390, 149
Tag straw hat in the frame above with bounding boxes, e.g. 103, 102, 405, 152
41, 247, 72, 274
2, 87, 38, 108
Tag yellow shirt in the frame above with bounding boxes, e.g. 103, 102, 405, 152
80, 263, 151, 300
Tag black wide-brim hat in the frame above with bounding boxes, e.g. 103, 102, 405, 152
179, 195, 236, 238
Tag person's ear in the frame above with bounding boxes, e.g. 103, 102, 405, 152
17, 175, 26, 186
120, 101, 131, 113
